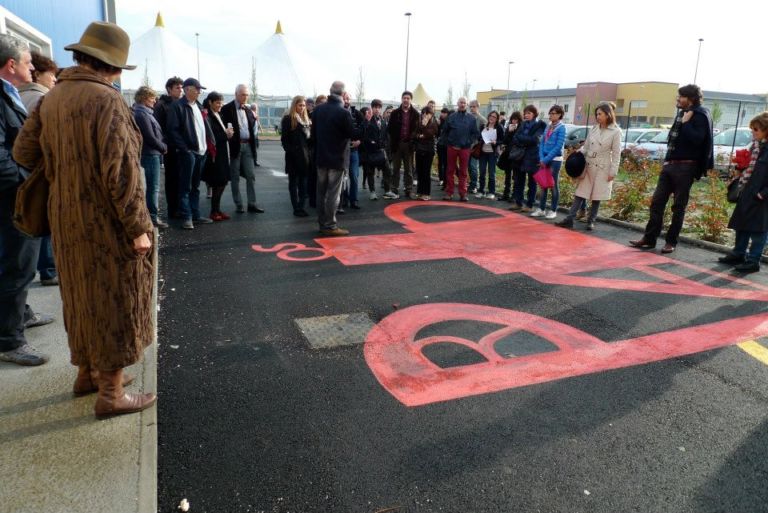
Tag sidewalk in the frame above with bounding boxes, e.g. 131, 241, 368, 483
0, 251, 158, 513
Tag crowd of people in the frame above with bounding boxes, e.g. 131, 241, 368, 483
1, 21, 768, 422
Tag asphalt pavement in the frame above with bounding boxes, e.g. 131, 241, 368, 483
157, 141, 768, 513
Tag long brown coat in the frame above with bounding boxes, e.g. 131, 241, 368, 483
574, 123, 622, 201
13, 66, 154, 371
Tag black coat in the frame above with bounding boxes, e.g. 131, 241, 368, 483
153, 94, 175, 144
512, 119, 546, 173
387, 106, 420, 152
0, 86, 27, 192
361, 115, 387, 165
201, 112, 230, 187
729, 144, 768, 233
166, 98, 214, 153
311, 94, 353, 170
280, 114, 311, 176
220, 100, 257, 162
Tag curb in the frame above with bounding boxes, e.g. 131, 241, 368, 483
138, 231, 159, 513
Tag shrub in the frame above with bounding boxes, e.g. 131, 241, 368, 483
686, 171, 730, 243
608, 154, 662, 221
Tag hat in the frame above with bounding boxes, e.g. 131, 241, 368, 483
65, 21, 136, 70
182, 78, 206, 90
565, 151, 586, 178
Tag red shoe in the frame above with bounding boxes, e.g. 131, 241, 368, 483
211, 212, 223, 222
218, 212, 230, 220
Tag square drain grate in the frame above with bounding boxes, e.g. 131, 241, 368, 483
295, 312, 375, 349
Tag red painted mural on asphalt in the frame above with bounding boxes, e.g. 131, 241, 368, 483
253, 202, 768, 406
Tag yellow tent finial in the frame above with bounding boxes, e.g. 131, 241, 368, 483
275, 20, 283, 34
155, 12, 164, 28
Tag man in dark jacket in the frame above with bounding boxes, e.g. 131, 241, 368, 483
386, 91, 420, 199
442, 97, 480, 201
0, 35, 52, 366
221, 84, 263, 213
153, 76, 183, 217
631, 84, 714, 253
311, 81, 353, 236
166, 77, 214, 229
362, 99, 390, 200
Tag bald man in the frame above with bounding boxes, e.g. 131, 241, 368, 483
221, 84, 263, 213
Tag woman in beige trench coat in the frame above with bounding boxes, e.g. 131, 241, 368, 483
13, 22, 156, 419
556, 101, 622, 230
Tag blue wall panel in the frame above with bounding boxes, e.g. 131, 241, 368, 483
1, 0, 105, 66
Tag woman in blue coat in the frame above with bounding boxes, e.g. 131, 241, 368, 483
533, 105, 566, 219
719, 112, 768, 273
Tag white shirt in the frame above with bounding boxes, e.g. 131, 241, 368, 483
190, 101, 206, 155
237, 103, 250, 140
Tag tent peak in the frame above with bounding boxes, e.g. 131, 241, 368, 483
155, 12, 164, 28
275, 20, 283, 35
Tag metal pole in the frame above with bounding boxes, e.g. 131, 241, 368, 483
693, 38, 703, 83
507, 61, 513, 91
404, 13, 412, 91
195, 32, 200, 79
624, 103, 633, 151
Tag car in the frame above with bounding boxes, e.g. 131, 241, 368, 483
632, 129, 670, 160
621, 128, 663, 150
712, 127, 752, 171
563, 124, 589, 149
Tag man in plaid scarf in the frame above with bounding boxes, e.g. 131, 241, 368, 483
630, 84, 714, 254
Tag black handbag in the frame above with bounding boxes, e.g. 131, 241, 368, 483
727, 178, 743, 203
507, 145, 525, 162
497, 150, 513, 172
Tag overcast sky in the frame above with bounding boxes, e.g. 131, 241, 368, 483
116, 0, 764, 101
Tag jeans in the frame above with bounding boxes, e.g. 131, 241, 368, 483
341, 149, 360, 206
643, 162, 696, 246
539, 161, 562, 211
289, 172, 308, 212
141, 154, 161, 222
566, 196, 601, 222
230, 143, 257, 208
512, 168, 537, 207
317, 167, 345, 230
37, 235, 56, 280
415, 150, 434, 196
478, 152, 497, 195
0, 187, 41, 351
178, 150, 206, 221
733, 230, 768, 263
469, 156, 479, 191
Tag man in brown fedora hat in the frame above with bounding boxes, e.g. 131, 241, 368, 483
13, 21, 157, 419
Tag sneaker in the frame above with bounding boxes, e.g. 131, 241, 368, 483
182, 220, 194, 230
474, 192, 485, 199
521, 206, 532, 213
369, 192, 378, 200
25, 312, 54, 329
408, 192, 419, 200
485, 193, 496, 200
40, 276, 59, 286
154, 219, 169, 229
530, 208, 545, 217
194, 217, 213, 224
0, 344, 49, 366
383, 192, 399, 200
419, 195, 431, 201
319, 227, 349, 237
469, 187, 478, 194
544, 210, 557, 220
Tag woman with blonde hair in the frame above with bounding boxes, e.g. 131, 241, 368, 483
556, 101, 621, 230
281, 95, 312, 216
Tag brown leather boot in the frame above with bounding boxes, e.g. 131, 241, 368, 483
94, 368, 156, 419
73, 365, 135, 396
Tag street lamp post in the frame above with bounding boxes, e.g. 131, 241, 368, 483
506, 61, 514, 91
404, 12, 412, 91
195, 32, 200, 79
693, 38, 703, 84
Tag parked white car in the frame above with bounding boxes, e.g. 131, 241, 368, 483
621, 128, 664, 151
712, 127, 753, 171
632, 130, 670, 160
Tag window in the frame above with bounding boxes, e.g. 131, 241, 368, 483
563, 104, 569, 112
0, 7, 53, 58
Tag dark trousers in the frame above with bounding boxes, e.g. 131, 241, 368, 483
643, 162, 697, 245
37, 235, 56, 280
289, 172, 308, 212
512, 167, 537, 207
307, 161, 317, 208
415, 150, 434, 196
437, 144, 447, 183
163, 149, 180, 217
0, 187, 41, 351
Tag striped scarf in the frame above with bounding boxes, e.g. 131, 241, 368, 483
664, 110, 684, 160
739, 140, 763, 185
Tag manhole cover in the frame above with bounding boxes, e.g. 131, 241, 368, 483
295, 312, 375, 349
